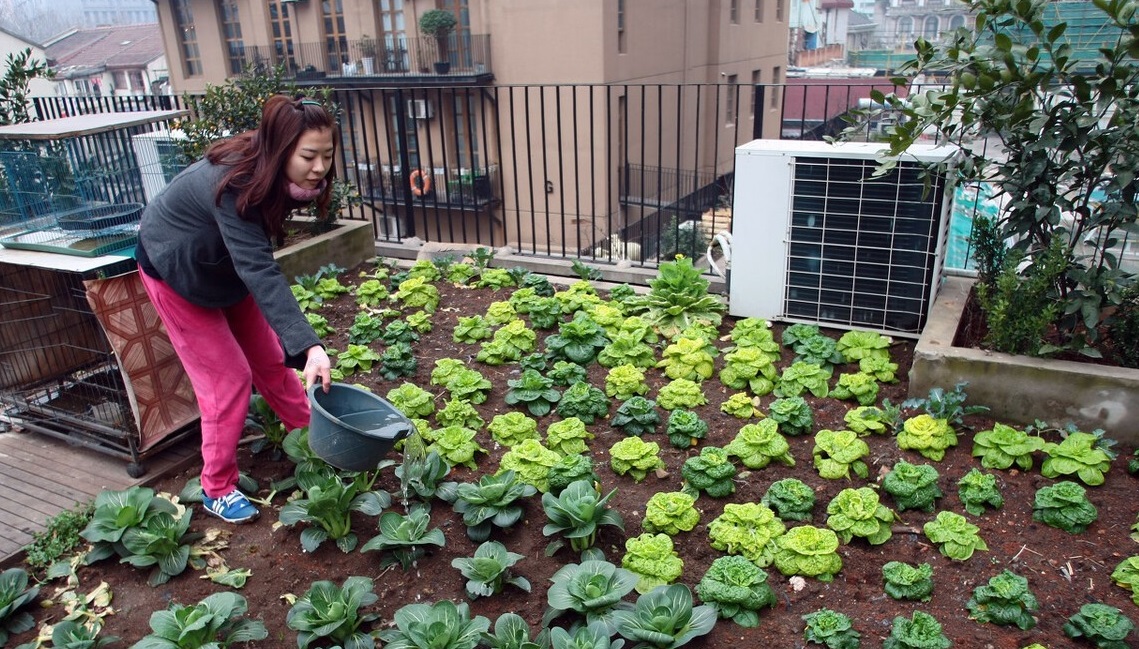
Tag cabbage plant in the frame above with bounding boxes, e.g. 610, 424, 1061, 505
882, 561, 934, 602
694, 555, 776, 628
966, 569, 1038, 630
812, 429, 870, 480
801, 608, 861, 649
286, 576, 380, 649
377, 600, 490, 649
487, 411, 540, 447
724, 419, 795, 470
642, 491, 700, 536
1032, 480, 1098, 534
708, 503, 786, 567
451, 540, 531, 600
138, 591, 267, 648
621, 533, 685, 594
543, 548, 638, 633
1063, 603, 1135, 649
922, 511, 988, 561
359, 504, 446, 569
0, 567, 38, 646
1041, 431, 1114, 486
609, 437, 665, 483
971, 422, 1044, 470
825, 487, 896, 546
772, 525, 842, 582
881, 461, 942, 513
542, 480, 625, 554
897, 414, 957, 462
612, 583, 717, 649
440, 470, 537, 542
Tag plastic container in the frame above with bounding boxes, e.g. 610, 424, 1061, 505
307, 382, 413, 471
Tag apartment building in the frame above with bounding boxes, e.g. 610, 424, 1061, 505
150, 0, 788, 253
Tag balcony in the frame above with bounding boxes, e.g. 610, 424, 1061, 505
353, 164, 500, 211
233, 35, 493, 87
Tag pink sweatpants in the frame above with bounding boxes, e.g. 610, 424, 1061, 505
139, 271, 310, 497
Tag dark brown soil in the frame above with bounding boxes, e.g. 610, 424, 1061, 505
11, 262, 1139, 648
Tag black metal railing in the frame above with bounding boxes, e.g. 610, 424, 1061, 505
31, 78, 928, 270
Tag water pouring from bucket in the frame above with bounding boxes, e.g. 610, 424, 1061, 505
307, 383, 413, 471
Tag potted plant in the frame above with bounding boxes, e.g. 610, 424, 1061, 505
359, 34, 377, 75
419, 9, 457, 74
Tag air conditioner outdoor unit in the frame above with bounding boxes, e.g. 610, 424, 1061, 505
406, 99, 434, 120
729, 139, 959, 337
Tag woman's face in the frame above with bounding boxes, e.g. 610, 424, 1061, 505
286, 127, 335, 189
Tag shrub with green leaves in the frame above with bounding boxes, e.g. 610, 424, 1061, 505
836, 330, 892, 364
542, 480, 624, 554
825, 487, 896, 545
379, 341, 418, 380
844, 405, 897, 436
621, 533, 685, 594
477, 319, 538, 364
612, 396, 661, 437
694, 555, 777, 628
970, 421, 1044, 471
1112, 557, 1139, 607
681, 446, 738, 498
1033, 480, 1098, 534
719, 346, 780, 396
487, 412, 540, 447
556, 381, 610, 424
708, 502, 786, 567
546, 417, 595, 456
543, 549, 639, 632
882, 611, 949, 649
657, 336, 717, 382
881, 461, 942, 513
286, 576, 380, 649
443, 369, 493, 404
545, 313, 610, 364
547, 453, 599, 496
829, 372, 880, 407
387, 382, 436, 419
435, 398, 485, 431
377, 600, 490, 649
612, 583, 717, 648
775, 361, 831, 399
441, 470, 537, 542
802, 608, 861, 649
762, 478, 815, 522
1041, 431, 1114, 486
548, 360, 589, 386
138, 591, 268, 648
966, 569, 1038, 630
485, 300, 518, 326
635, 256, 726, 339
427, 425, 488, 470
22, 502, 93, 571
1063, 603, 1134, 649
772, 525, 842, 582
768, 396, 814, 436
0, 567, 38, 646
452, 540, 531, 600
643, 491, 700, 536
923, 511, 988, 561
724, 419, 795, 470
453, 314, 493, 343
598, 330, 657, 369
609, 436, 665, 482
605, 364, 650, 400
504, 369, 562, 417
720, 392, 760, 419
666, 408, 708, 449
897, 414, 957, 462
957, 468, 1004, 516
812, 429, 870, 480
391, 275, 440, 312
882, 561, 934, 602
498, 439, 561, 492
656, 378, 707, 411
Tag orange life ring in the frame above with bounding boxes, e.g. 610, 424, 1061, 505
409, 169, 432, 197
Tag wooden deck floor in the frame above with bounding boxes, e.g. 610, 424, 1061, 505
0, 429, 199, 566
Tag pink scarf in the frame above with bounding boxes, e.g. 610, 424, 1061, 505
287, 179, 327, 202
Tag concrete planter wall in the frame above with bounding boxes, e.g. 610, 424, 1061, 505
910, 276, 1139, 444
275, 218, 375, 281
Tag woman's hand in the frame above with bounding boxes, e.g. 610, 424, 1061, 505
304, 345, 332, 393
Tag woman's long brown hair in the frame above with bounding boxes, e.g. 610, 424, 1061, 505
205, 94, 338, 240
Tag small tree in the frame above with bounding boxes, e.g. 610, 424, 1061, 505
0, 48, 52, 126
419, 9, 458, 67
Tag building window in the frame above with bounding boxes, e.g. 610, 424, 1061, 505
923, 16, 939, 40
730, 0, 739, 24
268, 1, 297, 71
755, 0, 764, 22
896, 16, 914, 39
440, 0, 471, 66
113, 71, 127, 91
617, 0, 626, 53
452, 93, 481, 169
770, 66, 781, 109
949, 14, 965, 30
218, 0, 245, 75
726, 74, 738, 125
378, 0, 407, 71
322, 0, 348, 71
776, 0, 784, 22
129, 70, 145, 91
750, 69, 761, 116
172, 0, 201, 76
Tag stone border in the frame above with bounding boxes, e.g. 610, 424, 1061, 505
276, 218, 375, 281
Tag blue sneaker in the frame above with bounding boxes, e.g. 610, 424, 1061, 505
202, 489, 259, 524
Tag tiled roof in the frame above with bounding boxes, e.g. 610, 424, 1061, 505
44, 23, 163, 72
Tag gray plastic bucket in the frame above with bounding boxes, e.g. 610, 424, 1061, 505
307, 383, 412, 471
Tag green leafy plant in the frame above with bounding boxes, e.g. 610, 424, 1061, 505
488, 411, 540, 447
768, 396, 814, 436
354, 278, 389, 307
631, 257, 726, 339
485, 301, 518, 326
377, 599, 490, 649
359, 504, 446, 570
971, 422, 1045, 471
391, 275, 440, 312
23, 501, 93, 571
657, 337, 717, 382
441, 470, 536, 542
381, 319, 421, 346
694, 555, 776, 629
881, 461, 942, 513
1033, 480, 1098, 534
379, 341, 418, 380
395, 450, 452, 504
441, 368, 493, 404
858, 354, 899, 383
555, 280, 603, 315
720, 392, 760, 419
812, 429, 870, 480
387, 382, 437, 419
527, 296, 565, 330
844, 405, 897, 436
0, 567, 38, 646
828, 372, 880, 407
285, 575, 379, 649
548, 360, 589, 386
543, 549, 638, 632
775, 361, 830, 399
136, 591, 268, 648
621, 533, 685, 595
825, 487, 896, 545
556, 381, 610, 425
761, 478, 815, 522
772, 525, 842, 583
611, 583, 716, 648
406, 310, 433, 333
598, 330, 658, 369
545, 417, 594, 457
896, 414, 957, 462
901, 382, 989, 430
335, 343, 383, 376
836, 330, 892, 364
681, 446, 737, 498
542, 480, 625, 555
481, 612, 549, 649
427, 425, 488, 470
609, 436, 665, 483
547, 453, 599, 497
546, 313, 610, 365
499, 439, 561, 492
656, 378, 707, 411
882, 611, 949, 649
802, 608, 861, 649
1111, 557, 1139, 607
477, 267, 517, 289
643, 491, 700, 536
306, 311, 336, 338
957, 468, 1004, 516
882, 561, 934, 602
279, 471, 390, 553
452, 540, 531, 600
611, 396, 661, 437
1040, 431, 1114, 486
718, 346, 780, 396
966, 569, 1039, 630
453, 315, 493, 343
434, 399, 485, 431
787, 332, 844, 375
478, 320, 538, 364
505, 369, 562, 417
665, 408, 707, 449
923, 511, 988, 561
547, 620, 619, 649
1063, 603, 1135, 649
605, 364, 650, 401
80, 487, 198, 587
724, 419, 795, 470
708, 502, 786, 567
